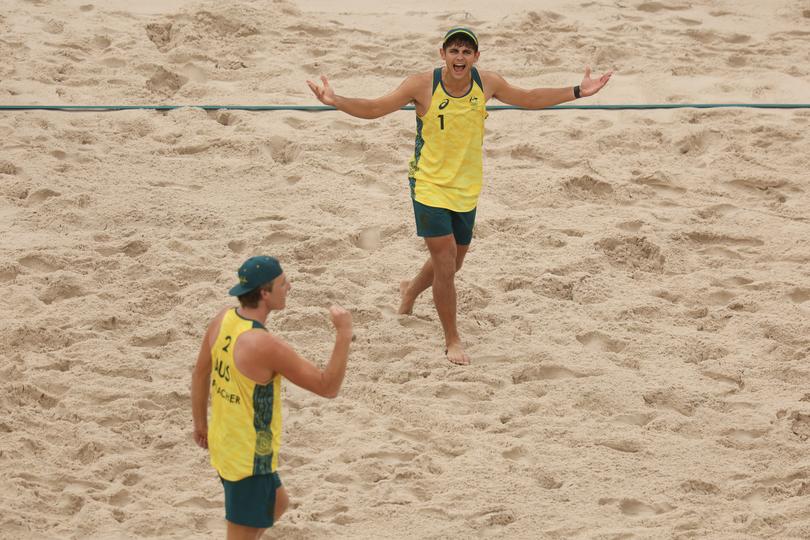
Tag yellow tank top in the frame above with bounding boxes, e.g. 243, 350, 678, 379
208, 308, 282, 481
408, 67, 487, 212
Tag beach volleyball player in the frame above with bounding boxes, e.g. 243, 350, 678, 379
191, 256, 352, 538
307, 27, 612, 365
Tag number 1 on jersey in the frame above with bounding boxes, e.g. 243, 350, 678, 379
438, 114, 445, 130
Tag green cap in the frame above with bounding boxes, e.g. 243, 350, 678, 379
443, 26, 478, 47
229, 255, 283, 296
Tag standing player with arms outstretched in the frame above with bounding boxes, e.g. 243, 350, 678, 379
308, 27, 611, 365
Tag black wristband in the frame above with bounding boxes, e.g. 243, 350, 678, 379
573, 85, 581, 99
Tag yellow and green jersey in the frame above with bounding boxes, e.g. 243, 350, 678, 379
208, 308, 282, 481
408, 67, 488, 212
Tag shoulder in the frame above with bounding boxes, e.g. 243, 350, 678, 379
410, 70, 435, 82
402, 70, 434, 89
205, 307, 231, 341
237, 328, 285, 355
210, 307, 231, 329
235, 329, 294, 374
478, 70, 506, 86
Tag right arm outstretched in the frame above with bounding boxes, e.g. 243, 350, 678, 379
306, 75, 423, 119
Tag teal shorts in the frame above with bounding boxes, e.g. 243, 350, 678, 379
221, 472, 282, 529
411, 198, 476, 245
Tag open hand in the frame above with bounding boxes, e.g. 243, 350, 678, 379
580, 66, 613, 97
307, 75, 337, 106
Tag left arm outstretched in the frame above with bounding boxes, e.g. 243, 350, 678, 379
485, 67, 613, 109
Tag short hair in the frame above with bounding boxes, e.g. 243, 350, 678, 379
237, 281, 273, 308
443, 33, 478, 52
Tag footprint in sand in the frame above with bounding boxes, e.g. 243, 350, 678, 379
282, 117, 307, 130
146, 66, 187, 97
576, 331, 627, 353
695, 203, 737, 220
145, 22, 173, 51
19, 254, 59, 273
637, 2, 689, 13
432, 383, 482, 401
109, 489, 131, 507
597, 439, 643, 453
208, 110, 238, 126
599, 497, 675, 517
643, 389, 697, 417
727, 177, 793, 202
266, 136, 301, 165
43, 19, 65, 34
0, 160, 18, 175
130, 330, 173, 348
562, 175, 614, 199
790, 412, 810, 441
632, 172, 686, 195
612, 412, 654, 426
722, 428, 769, 445
681, 480, 720, 495
120, 239, 148, 257
228, 240, 246, 254
0, 262, 20, 283
175, 496, 221, 509
263, 231, 300, 246
39, 274, 87, 304
512, 364, 587, 384
250, 214, 286, 223
351, 227, 380, 251
388, 425, 431, 445
179, 62, 207, 83
56, 492, 87, 517
26, 188, 60, 206
702, 370, 743, 395
101, 57, 126, 68
705, 289, 735, 305
475, 509, 516, 527
681, 231, 763, 260
324, 473, 354, 485
675, 129, 721, 155
8, 384, 59, 409
681, 231, 763, 248
616, 220, 644, 232
788, 288, 810, 304
596, 236, 665, 273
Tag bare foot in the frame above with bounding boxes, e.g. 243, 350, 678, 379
445, 342, 470, 366
397, 280, 414, 315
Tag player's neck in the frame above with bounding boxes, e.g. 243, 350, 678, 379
236, 306, 270, 326
441, 68, 472, 96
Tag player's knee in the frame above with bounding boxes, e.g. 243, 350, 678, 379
274, 487, 290, 521
435, 257, 457, 279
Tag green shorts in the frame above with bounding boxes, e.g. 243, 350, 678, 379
221, 472, 282, 529
411, 198, 477, 246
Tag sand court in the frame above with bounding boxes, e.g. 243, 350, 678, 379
2, 0, 810, 538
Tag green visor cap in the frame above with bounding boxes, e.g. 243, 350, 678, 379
443, 27, 478, 46
229, 255, 283, 296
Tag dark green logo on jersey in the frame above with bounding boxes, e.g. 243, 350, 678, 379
439, 99, 449, 110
